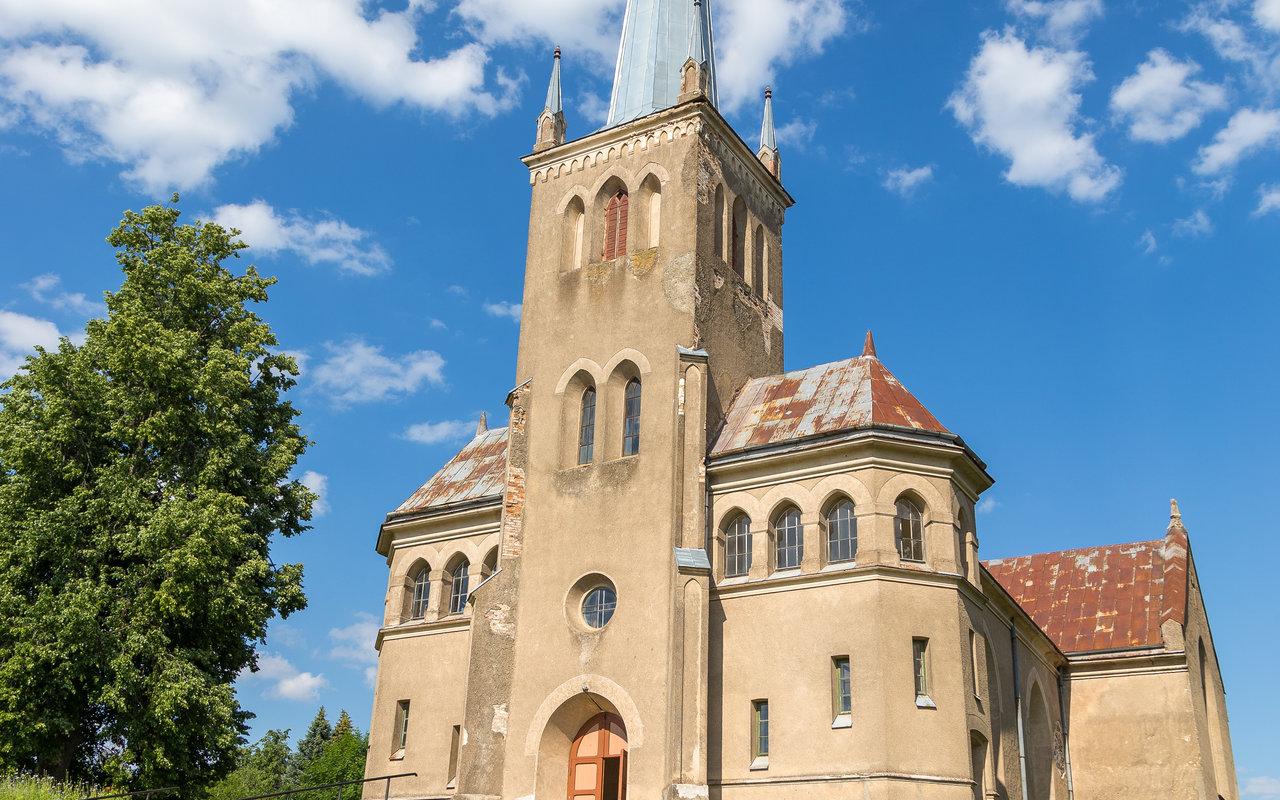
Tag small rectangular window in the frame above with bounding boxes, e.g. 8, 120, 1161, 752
913, 639, 931, 701
751, 700, 769, 761
393, 700, 410, 755
832, 656, 852, 718
447, 724, 461, 788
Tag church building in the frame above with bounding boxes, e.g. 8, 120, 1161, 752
363, 2, 1238, 798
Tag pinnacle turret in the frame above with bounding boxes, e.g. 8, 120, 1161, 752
534, 47, 567, 151
757, 86, 782, 180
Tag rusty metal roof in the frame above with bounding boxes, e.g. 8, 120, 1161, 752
984, 524, 1190, 655
711, 335, 949, 456
393, 427, 509, 516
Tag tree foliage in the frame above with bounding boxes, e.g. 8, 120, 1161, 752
207, 708, 366, 800
0, 200, 314, 793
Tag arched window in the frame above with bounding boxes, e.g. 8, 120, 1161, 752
578, 386, 597, 465
603, 189, 629, 261
447, 558, 470, 615
640, 174, 662, 248
482, 547, 498, 580
895, 498, 925, 562
408, 564, 429, 620
622, 379, 642, 456
725, 514, 752, 578
772, 507, 803, 570
957, 507, 972, 578
825, 499, 857, 564
752, 224, 765, 297
713, 185, 726, 259
563, 196, 585, 271
731, 197, 747, 280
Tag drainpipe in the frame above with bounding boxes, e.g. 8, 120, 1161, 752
1012, 623, 1030, 799
1057, 667, 1076, 800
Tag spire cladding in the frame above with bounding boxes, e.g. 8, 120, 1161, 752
607, 0, 719, 127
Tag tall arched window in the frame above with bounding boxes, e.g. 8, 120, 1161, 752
752, 224, 765, 297
895, 498, 925, 562
578, 386, 597, 465
408, 564, 429, 620
563, 196, 585, 271
731, 197, 747, 280
447, 558, 470, 615
622, 379, 642, 456
640, 174, 662, 248
603, 189, 629, 261
773, 507, 803, 570
825, 499, 857, 564
713, 185, 726, 259
725, 514, 752, 578
482, 547, 498, 580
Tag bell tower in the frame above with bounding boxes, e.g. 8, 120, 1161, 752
455, 3, 793, 798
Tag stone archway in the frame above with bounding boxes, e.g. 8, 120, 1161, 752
567, 713, 627, 800
533, 687, 638, 800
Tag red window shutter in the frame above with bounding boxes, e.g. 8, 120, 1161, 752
616, 192, 628, 257
603, 191, 628, 261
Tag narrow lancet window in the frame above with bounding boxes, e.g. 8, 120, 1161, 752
773, 507, 803, 570
895, 498, 925, 562
448, 559, 470, 615
603, 189, 629, 261
725, 514, 752, 578
826, 500, 857, 563
578, 387, 597, 464
409, 566, 429, 620
622, 379, 642, 456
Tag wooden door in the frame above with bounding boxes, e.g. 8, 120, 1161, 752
567, 713, 627, 800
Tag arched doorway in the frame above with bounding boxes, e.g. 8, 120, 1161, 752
567, 713, 627, 800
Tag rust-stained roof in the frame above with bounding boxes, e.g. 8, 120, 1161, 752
711, 337, 949, 456
984, 524, 1190, 655
393, 427, 509, 516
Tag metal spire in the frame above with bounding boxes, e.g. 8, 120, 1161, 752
760, 86, 777, 152
607, 0, 718, 127
544, 46, 563, 115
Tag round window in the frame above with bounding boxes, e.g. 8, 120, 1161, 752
582, 586, 617, 629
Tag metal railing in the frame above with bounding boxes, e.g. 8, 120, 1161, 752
235, 772, 418, 800
84, 789, 179, 800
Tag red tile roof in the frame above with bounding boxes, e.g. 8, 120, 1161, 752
393, 427, 509, 516
984, 525, 1190, 655
711, 341, 949, 456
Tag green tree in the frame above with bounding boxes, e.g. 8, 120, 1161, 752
288, 707, 332, 786
298, 716, 366, 800
207, 730, 293, 800
0, 199, 314, 793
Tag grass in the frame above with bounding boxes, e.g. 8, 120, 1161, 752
0, 775, 98, 800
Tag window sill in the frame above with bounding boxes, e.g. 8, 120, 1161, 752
390, 750, 405, 761
772, 566, 802, 576
901, 558, 927, 565
831, 714, 852, 729
916, 695, 937, 710
749, 756, 769, 771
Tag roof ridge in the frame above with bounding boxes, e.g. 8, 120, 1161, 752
983, 536, 1165, 565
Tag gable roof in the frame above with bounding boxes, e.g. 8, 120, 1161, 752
393, 427, 509, 517
984, 525, 1190, 655
711, 335, 949, 457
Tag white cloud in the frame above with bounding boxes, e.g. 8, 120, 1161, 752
882, 165, 934, 197
949, 30, 1121, 203
454, 0, 624, 71
429, 318, 448, 331
364, 666, 378, 688
299, 470, 330, 517
1244, 776, 1280, 800
1173, 208, 1214, 238
1194, 107, 1280, 174
310, 339, 445, 407
0, 0, 516, 192
210, 200, 391, 276
329, 612, 380, 666
404, 419, 477, 445
484, 301, 523, 322
1138, 229, 1158, 255
1259, 0, 1280, 31
1180, 8, 1280, 93
977, 497, 1001, 515
1110, 50, 1227, 144
1255, 184, 1280, 216
774, 118, 818, 149
21, 273, 105, 315
716, 0, 854, 112
1006, 0, 1103, 45
246, 653, 327, 701
0, 309, 73, 376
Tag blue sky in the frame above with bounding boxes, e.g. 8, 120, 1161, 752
1, 0, 1278, 792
